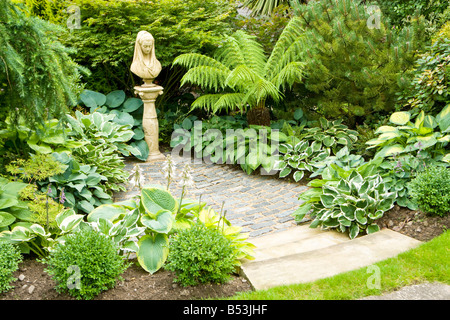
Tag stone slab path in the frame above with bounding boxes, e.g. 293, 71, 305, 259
114, 154, 423, 293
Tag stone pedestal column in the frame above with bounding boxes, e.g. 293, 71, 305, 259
134, 85, 165, 162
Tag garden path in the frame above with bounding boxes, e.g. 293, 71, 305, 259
114, 153, 309, 238
114, 154, 422, 291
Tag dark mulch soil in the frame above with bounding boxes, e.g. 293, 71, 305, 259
1, 205, 448, 301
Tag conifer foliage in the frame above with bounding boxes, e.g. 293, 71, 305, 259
0, 0, 85, 128
292, 0, 427, 126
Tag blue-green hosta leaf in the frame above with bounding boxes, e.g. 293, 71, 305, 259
137, 233, 169, 274
105, 90, 126, 108
80, 90, 107, 108
0, 211, 16, 227
122, 98, 143, 113
140, 210, 175, 234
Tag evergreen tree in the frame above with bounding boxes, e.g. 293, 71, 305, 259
0, 0, 85, 128
291, 0, 428, 126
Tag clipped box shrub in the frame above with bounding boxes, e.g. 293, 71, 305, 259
407, 165, 450, 217
42, 228, 129, 300
165, 224, 237, 287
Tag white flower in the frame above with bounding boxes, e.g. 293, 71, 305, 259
128, 164, 145, 190
178, 163, 194, 189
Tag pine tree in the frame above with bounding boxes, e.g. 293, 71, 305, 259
291, 0, 428, 126
0, 0, 86, 128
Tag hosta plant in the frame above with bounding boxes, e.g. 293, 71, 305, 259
366, 107, 450, 160
78, 90, 148, 160
293, 159, 391, 239
297, 172, 396, 239
0, 208, 85, 257
275, 117, 360, 181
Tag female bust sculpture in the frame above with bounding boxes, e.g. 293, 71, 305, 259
130, 31, 162, 87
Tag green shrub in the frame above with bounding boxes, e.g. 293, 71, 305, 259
42, 228, 129, 300
407, 166, 450, 217
0, 242, 23, 293
291, 0, 428, 126
46, 0, 237, 94
165, 224, 237, 287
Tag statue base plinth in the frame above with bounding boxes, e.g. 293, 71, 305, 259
134, 85, 165, 163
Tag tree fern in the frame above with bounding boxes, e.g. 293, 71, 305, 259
172, 16, 305, 125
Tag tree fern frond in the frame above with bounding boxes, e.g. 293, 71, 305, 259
214, 35, 246, 69
225, 64, 261, 90
270, 61, 305, 91
212, 93, 247, 113
242, 78, 282, 106
180, 66, 230, 91
190, 94, 222, 112
265, 16, 304, 78
230, 30, 267, 75
172, 53, 230, 72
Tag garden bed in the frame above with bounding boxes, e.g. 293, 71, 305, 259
1, 205, 448, 300
0, 258, 252, 300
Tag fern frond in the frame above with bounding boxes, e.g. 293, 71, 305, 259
225, 64, 260, 90
180, 66, 230, 91
230, 30, 267, 75
214, 35, 246, 69
270, 61, 305, 91
265, 16, 305, 79
212, 93, 247, 113
172, 53, 230, 71
242, 78, 282, 107
190, 93, 247, 114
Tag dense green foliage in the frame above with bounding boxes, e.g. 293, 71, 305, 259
407, 166, 450, 217
0, 242, 22, 293
0, 0, 85, 128
291, 0, 427, 126
370, 0, 448, 27
397, 38, 450, 115
42, 228, 129, 300
46, 0, 238, 94
165, 224, 237, 287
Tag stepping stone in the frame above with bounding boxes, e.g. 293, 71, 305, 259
240, 228, 421, 290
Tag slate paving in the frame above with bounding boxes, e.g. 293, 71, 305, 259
113, 153, 309, 238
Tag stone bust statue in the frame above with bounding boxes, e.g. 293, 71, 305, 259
130, 31, 162, 86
